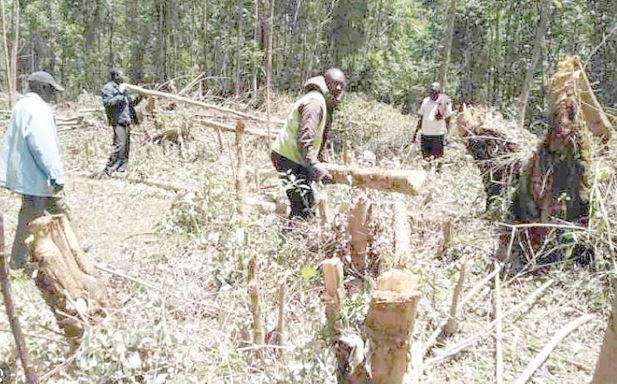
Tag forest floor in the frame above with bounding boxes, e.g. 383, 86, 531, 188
0, 91, 614, 383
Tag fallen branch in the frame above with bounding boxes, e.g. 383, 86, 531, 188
123, 83, 283, 125
0, 214, 40, 383
425, 280, 554, 366
95, 264, 218, 314
513, 314, 596, 384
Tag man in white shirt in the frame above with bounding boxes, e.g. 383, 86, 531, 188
413, 82, 453, 166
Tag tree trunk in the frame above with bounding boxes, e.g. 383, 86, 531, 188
366, 269, 421, 384
438, 0, 456, 91
10, 0, 17, 96
235, 0, 244, 97
265, 0, 274, 140
0, 0, 13, 107
517, 0, 551, 128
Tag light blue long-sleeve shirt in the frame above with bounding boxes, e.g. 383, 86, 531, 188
0, 92, 64, 197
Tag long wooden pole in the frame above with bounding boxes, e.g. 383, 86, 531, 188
0, 214, 40, 383
122, 83, 282, 125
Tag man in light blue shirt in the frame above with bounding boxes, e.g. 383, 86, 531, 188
0, 71, 68, 269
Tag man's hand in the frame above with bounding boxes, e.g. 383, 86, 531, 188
50, 179, 64, 193
118, 83, 128, 94
310, 163, 333, 183
435, 110, 444, 120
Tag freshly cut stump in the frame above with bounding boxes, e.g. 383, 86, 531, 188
26, 214, 108, 344
366, 269, 421, 384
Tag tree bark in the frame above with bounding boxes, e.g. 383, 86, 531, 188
10, 0, 17, 96
438, 0, 456, 91
323, 163, 427, 196
0, 0, 13, 107
26, 215, 108, 346
517, 0, 551, 128
366, 269, 421, 384
348, 194, 373, 274
265, 0, 275, 140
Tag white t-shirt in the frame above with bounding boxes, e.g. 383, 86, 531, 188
418, 96, 453, 136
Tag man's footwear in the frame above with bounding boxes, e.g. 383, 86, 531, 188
116, 162, 127, 173
97, 169, 112, 179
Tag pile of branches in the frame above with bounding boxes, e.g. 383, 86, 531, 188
458, 57, 615, 272
455, 105, 539, 209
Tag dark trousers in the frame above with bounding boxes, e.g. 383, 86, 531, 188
271, 151, 315, 220
11, 194, 70, 269
420, 134, 445, 159
105, 124, 131, 173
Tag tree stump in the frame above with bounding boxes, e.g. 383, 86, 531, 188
25, 214, 108, 345
348, 194, 373, 274
366, 269, 421, 384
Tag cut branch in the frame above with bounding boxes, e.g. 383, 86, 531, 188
0, 214, 39, 383
513, 314, 596, 384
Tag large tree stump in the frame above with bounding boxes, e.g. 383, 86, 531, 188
366, 269, 421, 384
348, 194, 373, 274
592, 286, 617, 383
25, 215, 108, 345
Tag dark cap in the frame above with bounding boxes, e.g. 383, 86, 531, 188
28, 71, 65, 92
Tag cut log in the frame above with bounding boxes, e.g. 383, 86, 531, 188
323, 164, 426, 196
25, 215, 108, 345
123, 83, 284, 125
322, 257, 345, 335
366, 269, 421, 384
592, 285, 617, 383
348, 194, 373, 274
